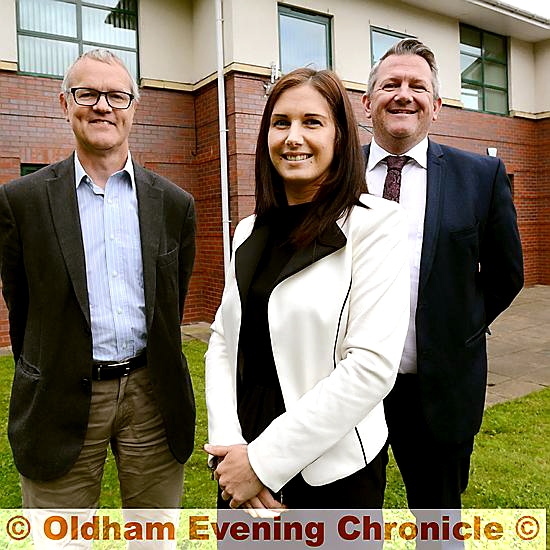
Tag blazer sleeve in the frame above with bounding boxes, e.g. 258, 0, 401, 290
480, 159, 523, 326
177, 194, 196, 320
247, 201, 410, 491
0, 184, 28, 361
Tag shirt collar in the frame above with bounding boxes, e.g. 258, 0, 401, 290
367, 138, 429, 171
74, 152, 136, 190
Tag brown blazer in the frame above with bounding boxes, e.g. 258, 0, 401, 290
0, 154, 196, 480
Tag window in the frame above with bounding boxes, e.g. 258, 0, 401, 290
278, 5, 331, 74
16, 0, 138, 80
370, 27, 411, 66
21, 164, 47, 176
460, 24, 508, 115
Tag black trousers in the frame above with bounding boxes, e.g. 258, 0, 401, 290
384, 373, 474, 510
217, 444, 388, 510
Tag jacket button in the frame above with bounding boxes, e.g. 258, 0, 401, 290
81, 378, 91, 390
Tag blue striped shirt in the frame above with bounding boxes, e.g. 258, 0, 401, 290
75, 153, 147, 361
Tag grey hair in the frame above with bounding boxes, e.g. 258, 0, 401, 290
61, 49, 140, 101
367, 38, 440, 100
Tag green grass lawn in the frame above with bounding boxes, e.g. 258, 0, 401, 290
0, 341, 548, 513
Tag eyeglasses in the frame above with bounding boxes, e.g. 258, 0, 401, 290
69, 88, 134, 109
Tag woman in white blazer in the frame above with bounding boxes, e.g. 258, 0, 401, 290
205, 68, 409, 511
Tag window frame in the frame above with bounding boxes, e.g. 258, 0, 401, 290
460, 23, 508, 116
370, 26, 411, 67
278, 3, 332, 74
15, 0, 139, 80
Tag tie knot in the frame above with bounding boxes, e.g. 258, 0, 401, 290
385, 155, 409, 171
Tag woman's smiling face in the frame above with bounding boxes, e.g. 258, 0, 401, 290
268, 83, 336, 205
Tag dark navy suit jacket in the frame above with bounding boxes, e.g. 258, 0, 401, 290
363, 140, 523, 444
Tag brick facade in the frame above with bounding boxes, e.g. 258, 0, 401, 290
0, 68, 548, 348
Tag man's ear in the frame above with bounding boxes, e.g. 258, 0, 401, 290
432, 97, 443, 121
361, 93, 372, 118
59, 92, 69, 121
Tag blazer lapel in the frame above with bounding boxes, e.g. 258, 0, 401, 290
134, 164, 163, 330
235, 224, 270, 314
419, 139, 445, 297
46, 155, 91, 326
235, 219, 347, 312
275, 222, 346, 286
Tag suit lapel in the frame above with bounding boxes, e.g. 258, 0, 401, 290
46, 155, 91, 326
134, 164, 163, 330
362, 143, 371, 165
419, 140, 444, 297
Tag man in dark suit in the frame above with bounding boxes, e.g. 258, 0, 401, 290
361, 39, 523, 511
0, 49, 196, 509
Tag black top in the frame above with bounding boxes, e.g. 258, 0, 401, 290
237, 202, 313, 442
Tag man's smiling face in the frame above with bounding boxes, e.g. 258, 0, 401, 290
362, 54, 442, 154
60, 57, 136, 159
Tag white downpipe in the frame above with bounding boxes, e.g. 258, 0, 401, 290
216, 0, 231, 277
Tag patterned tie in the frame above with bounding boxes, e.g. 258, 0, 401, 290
383, 155, 409, 203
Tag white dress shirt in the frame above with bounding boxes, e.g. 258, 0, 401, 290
366, 138, 428, 373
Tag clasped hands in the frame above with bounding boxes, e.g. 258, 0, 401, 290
204, 443, 285, 517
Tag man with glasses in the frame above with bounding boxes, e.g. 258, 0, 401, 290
0, 49, 196, 512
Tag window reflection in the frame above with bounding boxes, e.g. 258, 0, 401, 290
17, 0, 138, 80
278, 6, 331, 74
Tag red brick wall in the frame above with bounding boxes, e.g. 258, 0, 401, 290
0, 297, 8, 346
226, 73, 267, 222
536, 118, 550, 284
0, 68, 548, 348
192, 81, 225, 319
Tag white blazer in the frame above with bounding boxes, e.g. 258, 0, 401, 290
205, 194, 410, 492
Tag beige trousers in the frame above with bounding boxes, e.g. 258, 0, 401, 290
21, 366, 184, 509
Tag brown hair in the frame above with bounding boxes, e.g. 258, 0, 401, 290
255, 68, 367, 247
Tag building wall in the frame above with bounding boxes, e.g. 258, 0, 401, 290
192, 81, 225, 318
534, 40, 550, 114
509, 38, 536, 116
536, 117, 550, 282
139, 0, 195, 86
